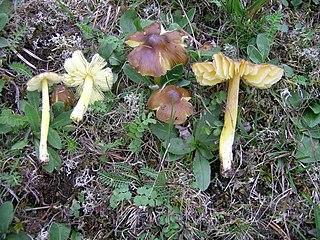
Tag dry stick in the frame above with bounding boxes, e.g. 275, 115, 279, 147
9, 80, 22, 114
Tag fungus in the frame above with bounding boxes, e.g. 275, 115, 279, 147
50, 84, 75, 110
63, 50, 113, 122
125, 22, 188, 81
27, 72, 64, 164
147, 85, 194, 125
192, 53, 284, 177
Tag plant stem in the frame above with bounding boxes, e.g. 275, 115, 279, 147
154, 77, 161, 84
219, 73, 241, 177
39, 79, 50, 164
70, 75, 94, 122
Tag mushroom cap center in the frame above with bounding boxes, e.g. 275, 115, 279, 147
165, 88, 181, 102
146, 34, 168, 47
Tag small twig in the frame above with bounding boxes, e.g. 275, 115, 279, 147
9, 80, 22, 114
269, 221, 291, 240
2, 184, 20, 202
22, 48, 49, 62
11, 48, 37, 69
25, 205, 51, 212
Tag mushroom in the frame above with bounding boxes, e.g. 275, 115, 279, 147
125, 22, 188, 82
192, 53, 284, 177
50, 84, 75, 110
27, 72, 64, 164
147, 85, 194, 125
63, 50, 113, 122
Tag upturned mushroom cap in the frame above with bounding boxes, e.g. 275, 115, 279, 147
63, 50, 113, 104
241, 62, 284, 89
125, 22, 188, 77
147, 85, 193, 125
192, 52, 284, 178
63, 50, 113, 122
192, 52, 283, 88
27, 72, 63, 91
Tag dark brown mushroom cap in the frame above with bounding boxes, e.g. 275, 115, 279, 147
147, 85, 193, 125
125, 22, 188, 77
50, 84, 75, 109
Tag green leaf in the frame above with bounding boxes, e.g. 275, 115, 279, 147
303, 108, 320, 128
193, 152, 211, 191
279, 0, 288, 6
70, 230, 83, 240
27, 91, 40, 112
0, 201, 14, 233
120, 8, 139, 35
302, 193, 320, 240
194, 111, 221, 146
0, 13, 8, 31
0, 109, 27, 128
310, 102, 320, 114
6, 232, 31, 240
256, 33, 270, 58
282, 64, 294, 77
43, 147, 62, 173
98, 36, 120, 60
291, 0, 302, 7
163, 137, 195, 155
178, 8, 196, 29
196, 142, 214, 159
9, 62, 33, 78
292, 75, 309, 87
0, 123, 11, 134
0, 79, 4, 93
11, 139, 29, 150
285, 91, 308, 108
296, 135, 320, 163
150, 122, 178, 141
49, 222, 71, 240
247, 45, 264, 63
0, 36, 8, 48
0, 0, 14, 15
165, 152, 184, 162
133, 195, 149, 206
51, 102, 66, 117
50, 110, 72, 129
160, 64, 184, 86
24, 103, 40, 132
123, 64, 153, 86
48, 128, 62, 149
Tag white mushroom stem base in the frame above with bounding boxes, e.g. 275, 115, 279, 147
39, 79, 50, 164
70, 75, 94, 122
219, 73, 240, 177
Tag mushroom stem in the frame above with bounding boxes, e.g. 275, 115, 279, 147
219, 73, 241, 177
39, 79, 50, 164
70, 75, 94, 122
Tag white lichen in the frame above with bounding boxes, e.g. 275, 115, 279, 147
75, 169, 94, 187
123, 92, 143, 117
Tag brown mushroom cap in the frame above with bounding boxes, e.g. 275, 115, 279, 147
147, 85, 193, 125
125, 22, 188, 77
50, 84, 75, 109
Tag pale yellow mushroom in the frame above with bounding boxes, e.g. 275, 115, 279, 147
27, 72, 63, 164
192, 53, 284, 177
63, 51, 113, 122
